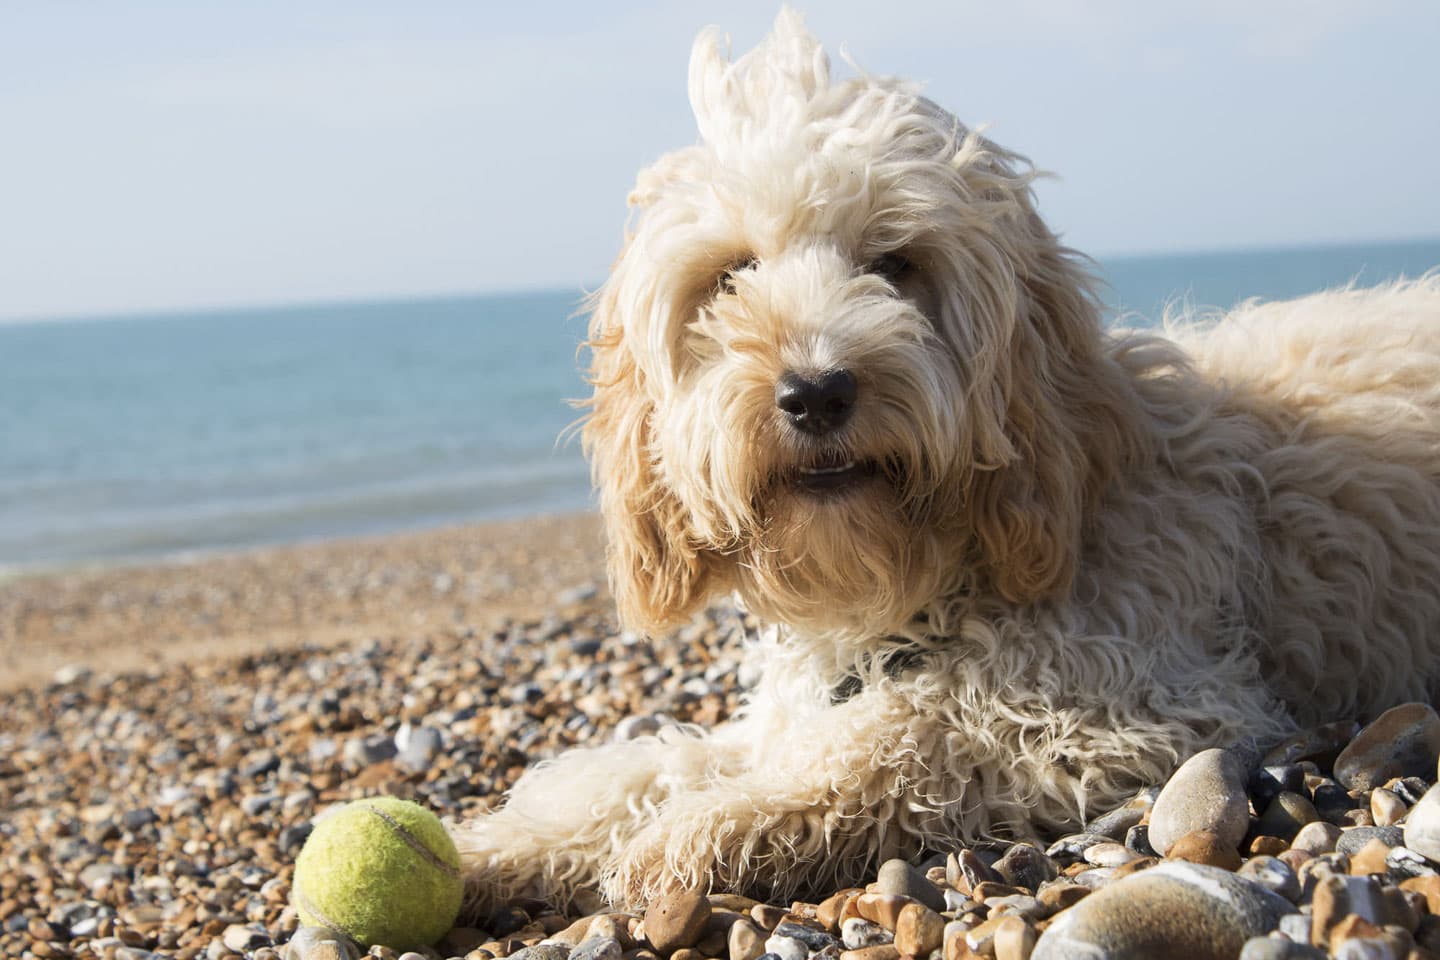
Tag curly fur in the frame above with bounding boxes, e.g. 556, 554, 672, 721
453, 9, 1440, 911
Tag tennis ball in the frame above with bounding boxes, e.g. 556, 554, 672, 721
292, 797, 463, 950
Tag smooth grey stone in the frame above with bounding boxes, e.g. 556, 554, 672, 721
1335, 825, 1403, 856
1149, 748, 1252, 855
510, 946, 573, 960
875, 857, 946, 912
120, 807, 158, 830
1238, 856, 1301, 903
278, 822, 313, 855
569, 938, 622, 960
1032, 861, 1291, 960
395, 724, 443, 772
1084, 788, 1160, 839
341, 733, 395, 769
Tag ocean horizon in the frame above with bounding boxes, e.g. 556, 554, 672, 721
4, 236, 1439, 574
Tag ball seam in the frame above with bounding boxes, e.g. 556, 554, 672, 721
361, 802, 462, 880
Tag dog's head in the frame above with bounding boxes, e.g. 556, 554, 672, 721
584, 10, 1139, 638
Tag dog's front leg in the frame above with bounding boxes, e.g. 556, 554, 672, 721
603, 689, 927, 906
453, 726, 740, 915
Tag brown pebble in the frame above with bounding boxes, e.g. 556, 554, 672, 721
894, 903, 946, 956
841, 947, 901, 960
1248, 836, 1290, 857
853, 894, 914, 932
972, 882, 1025, 902
1166, 830, 1242, 871
1036, 882, 1090, 913
1403, 877, 1440, 915
1329, 914, 1387, 952
669, 949, 703, 960
1350, 837, 1395, 876
992, 915, 1036, 960
644, 889, 711, 954
817, 890, 862, 932
1111, 856, 1160, 879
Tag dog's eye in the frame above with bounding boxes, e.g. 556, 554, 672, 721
869, 252, 913, 283
718, 256, 757, 295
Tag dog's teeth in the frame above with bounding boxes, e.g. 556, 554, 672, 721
800, 460, 857, 475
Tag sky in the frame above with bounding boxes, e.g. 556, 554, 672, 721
1, 1, 1437, 322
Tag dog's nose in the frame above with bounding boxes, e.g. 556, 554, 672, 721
775, 368, 857, 435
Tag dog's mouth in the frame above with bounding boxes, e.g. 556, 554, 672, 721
789, 453, 883, 496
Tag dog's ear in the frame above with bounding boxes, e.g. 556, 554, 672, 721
960, 186, 1143, 604
582, 282, 718, 635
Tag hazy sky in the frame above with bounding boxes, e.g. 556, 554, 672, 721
2, 1, 1436, 321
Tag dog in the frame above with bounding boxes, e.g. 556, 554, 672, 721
454, 9, 1440, 912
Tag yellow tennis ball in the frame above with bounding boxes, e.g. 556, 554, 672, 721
292, 797, 463, 950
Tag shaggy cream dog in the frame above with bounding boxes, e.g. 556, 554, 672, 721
455, 10, 1440, 911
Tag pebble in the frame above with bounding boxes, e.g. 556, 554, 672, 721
1084, 789, 1158, 839
1292, 821, 1344, 855
1032, 862, 1292, 960
1168, 829, 1243, 871
1334, 826, 1403, 857
1402, 782, 1440, 861
1148, 747, 1253, 856
1237, 856, 1301, 903
569, 938, 622, 960
642, 890, 711, 954
874, 859, 946, 913
761, 934, 807, 960
1255, 792, 1319, 841
993, 843, 1058, 891
729, 920, 768, 960
13, 527, 1440, 960
1333, 702, 1440, 791
892, 904, 944, 956
1238, 937, 1328, 959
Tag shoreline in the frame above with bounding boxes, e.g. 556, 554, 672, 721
0, 510, 607, 692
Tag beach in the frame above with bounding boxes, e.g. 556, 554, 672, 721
8, 513, 1440, 959
1, 512, 756, 959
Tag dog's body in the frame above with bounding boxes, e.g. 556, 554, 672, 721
455, 12, 1440, 910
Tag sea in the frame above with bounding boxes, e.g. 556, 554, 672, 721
3, 237, 1438, 573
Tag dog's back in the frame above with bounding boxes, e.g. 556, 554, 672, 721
1165, 277, 1440, 723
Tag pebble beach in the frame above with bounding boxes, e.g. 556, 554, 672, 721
7, 512, 1440, 960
